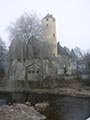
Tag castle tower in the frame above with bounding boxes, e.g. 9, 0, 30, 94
42, 14, 57, 56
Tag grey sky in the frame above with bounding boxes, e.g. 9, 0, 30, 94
0, 0, 90, 50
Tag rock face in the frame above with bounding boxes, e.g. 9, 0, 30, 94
8, 59, 58, 81
0, 104, 46, 120
8, 37, 59, 82
9, 60, 25, 81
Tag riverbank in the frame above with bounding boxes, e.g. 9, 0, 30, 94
26, 78, 90, 98
19, 78, 90, 98
0, 77, 90, 99
29, 87, 90, 98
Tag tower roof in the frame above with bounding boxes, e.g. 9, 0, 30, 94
42, 14, 55, 20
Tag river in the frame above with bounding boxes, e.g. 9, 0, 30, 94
28, 93, 90, 120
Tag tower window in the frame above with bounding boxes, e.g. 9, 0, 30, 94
53, 19, 55, 22
46, 24, 48, 27
29, 70, 31, 74
46, 18, 48, 21
53, 33, 55, 37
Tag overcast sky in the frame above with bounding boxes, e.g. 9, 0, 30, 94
0, 0, 90, 50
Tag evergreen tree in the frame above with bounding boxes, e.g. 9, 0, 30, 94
0, 37, 7, 71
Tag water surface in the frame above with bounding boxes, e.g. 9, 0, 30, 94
28, 93, 90, 120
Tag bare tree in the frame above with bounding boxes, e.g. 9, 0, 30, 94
84, 52, 90, 73
8, 13, 53, 61
7, 12, 55, 88
73, 47, 83, 59
8, 13, 44, 41
72, 47, 90, 74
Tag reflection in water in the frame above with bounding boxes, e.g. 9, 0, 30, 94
29, 93, 90, 120
44, 97, 90, 120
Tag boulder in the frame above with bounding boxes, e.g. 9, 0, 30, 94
0, 104, 46, 120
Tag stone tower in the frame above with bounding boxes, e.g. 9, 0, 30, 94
42, 14, 57, 56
